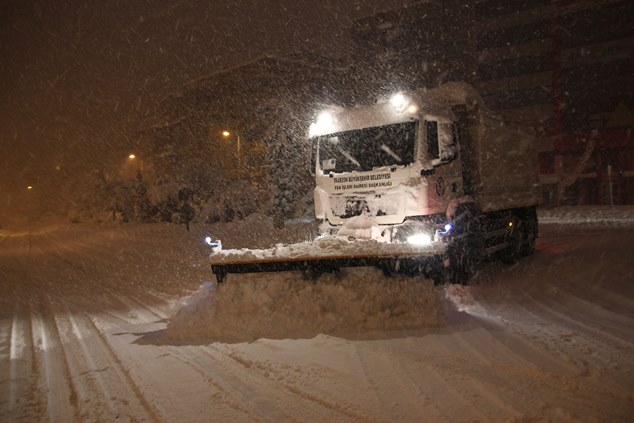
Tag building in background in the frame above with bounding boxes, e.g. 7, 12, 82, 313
351, 0, 634, 205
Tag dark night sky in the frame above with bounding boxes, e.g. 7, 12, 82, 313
0, 0, 409, 196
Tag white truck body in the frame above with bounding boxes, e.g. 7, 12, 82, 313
310, 82, 540, 243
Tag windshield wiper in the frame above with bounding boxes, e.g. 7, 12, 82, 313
380, 144, 402, 163
339, 148, 361, 169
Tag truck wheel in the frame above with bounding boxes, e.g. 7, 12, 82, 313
520, 207, 537, 257
447, 204, 483, 284
501, 214, 523, 264
502, 207, 537, 263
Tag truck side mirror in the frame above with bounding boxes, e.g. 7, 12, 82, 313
426, 120, 456, 165
438, 122, 457, 163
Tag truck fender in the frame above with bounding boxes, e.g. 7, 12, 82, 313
445, 195, 475, 220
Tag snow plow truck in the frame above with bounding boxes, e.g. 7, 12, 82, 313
209, 82, 541, 284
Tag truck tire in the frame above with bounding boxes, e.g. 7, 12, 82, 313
501, 214, 523, 264
520, 206, 538, 257
502, 207, 537, 263
447, 203, 483, 284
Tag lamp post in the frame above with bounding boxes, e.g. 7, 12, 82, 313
222, 130, 241, 178
125, 153, 145, 181
128, 153, 144, 170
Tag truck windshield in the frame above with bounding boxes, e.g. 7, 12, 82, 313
314, 121, 417, 173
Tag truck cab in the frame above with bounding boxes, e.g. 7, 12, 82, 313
310, 83, 480, 243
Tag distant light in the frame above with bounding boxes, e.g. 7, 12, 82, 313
26, 186, 33, 190
407, 104, 419, 114
407, 233, 432, 246
129, 154, 136, 159
508, 221, 513, 228
444, 223, 452, 232
55, 165, 61, 171
222, 130, 231, 137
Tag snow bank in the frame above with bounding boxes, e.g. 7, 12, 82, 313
539, 205, 634, 226
165, 268, 444, 343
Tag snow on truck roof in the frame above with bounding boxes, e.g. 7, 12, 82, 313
308, 82, 489, 137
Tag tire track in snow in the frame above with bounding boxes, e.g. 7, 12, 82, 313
0, 314, 13, 420
465, 282, 634, 413
226, 345, 387, 423
509, 295, 634, 402
397, 347, 491, 422
414, 360, 492, 421
534, 280, 634, 347
113, 294, 170, 323
184, 344, 324, 422
404, 338, 559, 421
64, 310, 125, 419
350, 342, 399, 420
62, 307, 163, 422
204, 344, 381, 423
31, 303, 80, 423
1, 300, 49, 422
83, 296, 277, 420
392, 324, 602, 420
88, 311, 248, 422
80, 313, 165, 423
510, 284, 634, 367
355, 334, 543, 421
157, 345, 272, 422
6, 304, 31, 419
351, 341, 448, 422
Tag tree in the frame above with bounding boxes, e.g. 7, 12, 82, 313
268, 112, 312, 229
556, 131, 597, 204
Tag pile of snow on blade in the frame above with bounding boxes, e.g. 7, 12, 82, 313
210, 235, 444, 264
166, 268, 444, 342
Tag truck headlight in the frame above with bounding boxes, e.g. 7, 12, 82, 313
390, 93, 406, 109
309, 111, 335, 137
407, 233, 432, 246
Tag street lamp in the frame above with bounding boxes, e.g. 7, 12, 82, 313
222, 130, 241, 178
127, 153, 143, 174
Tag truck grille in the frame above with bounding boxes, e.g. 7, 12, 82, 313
331, 198, 368, 218
330, 195, 400, 219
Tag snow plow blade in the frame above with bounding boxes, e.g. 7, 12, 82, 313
209, 237, 446, 283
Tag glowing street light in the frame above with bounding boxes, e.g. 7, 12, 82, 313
26, 186, 33, 190
222, 130, 242, 178
126, 153, 143, 175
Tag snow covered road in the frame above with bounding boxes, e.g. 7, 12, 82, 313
0, 211, 632, 422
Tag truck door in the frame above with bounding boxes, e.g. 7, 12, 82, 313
451, 106, 475, 197
423, 118, 464, 211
